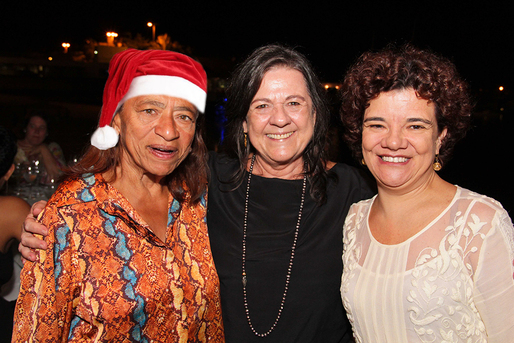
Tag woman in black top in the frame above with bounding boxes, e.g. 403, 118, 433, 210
21, 44, 374, 342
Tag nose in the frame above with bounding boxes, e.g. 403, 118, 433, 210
155, 117, 180, 141
268, 104, 292, 127
382, 127, 407, 150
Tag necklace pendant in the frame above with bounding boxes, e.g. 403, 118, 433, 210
242, 275, 247, 287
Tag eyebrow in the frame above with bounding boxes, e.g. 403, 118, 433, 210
174, 106, 196, 113
137, 100, 166, 108
363, 117, 433, 125
250, 95, 307, 105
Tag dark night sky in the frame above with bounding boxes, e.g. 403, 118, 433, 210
1, 1, 513, 211
2, 1, 513, 87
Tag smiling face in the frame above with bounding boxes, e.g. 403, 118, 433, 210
362, 88, 447, 191
243, 67, 315, 175
25, 116, 48, 146
112, 95, 197, 181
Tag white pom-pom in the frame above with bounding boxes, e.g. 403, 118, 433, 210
90, 126, 119, 150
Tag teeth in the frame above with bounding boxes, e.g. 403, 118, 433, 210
153, 147, 173, 153
382, 156, 408, 163
267, 132, 293, 139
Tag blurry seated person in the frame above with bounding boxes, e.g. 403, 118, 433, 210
0, 126, 30, 341
15, 113, 65, 182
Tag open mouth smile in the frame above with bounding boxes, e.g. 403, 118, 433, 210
150, 146, 177, 157
266, 132, 294, 139
381, 156, 409, 163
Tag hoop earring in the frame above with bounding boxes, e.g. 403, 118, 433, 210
433, 154, 442, 171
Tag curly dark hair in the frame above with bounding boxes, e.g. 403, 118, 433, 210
223, 44, 332, 204
340, 44, 473, 166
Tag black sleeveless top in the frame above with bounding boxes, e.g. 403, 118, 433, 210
207, 152, 375, 342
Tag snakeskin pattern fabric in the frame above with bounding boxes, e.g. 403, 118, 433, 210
13, 173, 224, 342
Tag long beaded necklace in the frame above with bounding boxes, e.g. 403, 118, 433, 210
242, 155, 307, 337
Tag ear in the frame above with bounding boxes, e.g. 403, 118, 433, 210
436, 128, 448, 154
242, 121, 248, 134
111, 113, 122, 134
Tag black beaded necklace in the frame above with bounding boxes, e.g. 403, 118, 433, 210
241, 155, 307, 337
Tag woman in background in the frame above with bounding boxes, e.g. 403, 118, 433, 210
340, 45, 514, 342
16, 113, 65, 182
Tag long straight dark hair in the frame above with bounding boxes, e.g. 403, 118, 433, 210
223, 44, 332, 204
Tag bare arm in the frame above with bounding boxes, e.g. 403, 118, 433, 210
0, 196, 30, 253
18, 200, 49, 262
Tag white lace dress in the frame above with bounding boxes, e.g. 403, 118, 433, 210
341, 186, 514, 343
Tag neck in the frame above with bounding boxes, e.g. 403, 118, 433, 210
248, 154, 304, 180
105, 165, 168, 201
374, 172, 455, 214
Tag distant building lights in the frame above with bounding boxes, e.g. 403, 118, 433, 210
62, 42, 70, 53
106, 32, 118, 46
147, 22, 156, 41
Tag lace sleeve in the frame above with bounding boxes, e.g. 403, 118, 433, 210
473, 208, 514, 342
498, 209, 514, 262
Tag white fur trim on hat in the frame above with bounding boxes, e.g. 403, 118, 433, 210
116, 75, 207, 117
91, 125, 119, 150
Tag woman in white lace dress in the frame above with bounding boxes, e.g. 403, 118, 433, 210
339, 45, 514, 342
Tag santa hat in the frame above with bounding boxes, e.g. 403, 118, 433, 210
91, 49, 207, 150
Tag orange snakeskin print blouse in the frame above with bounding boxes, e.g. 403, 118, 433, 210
13, 173, 224, 342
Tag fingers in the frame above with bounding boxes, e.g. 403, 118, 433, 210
24, 213, 48, 236
18, 241, 38, 263
21, 229, 47, 249
31, 200, 47, 217
19, 201, 49, 263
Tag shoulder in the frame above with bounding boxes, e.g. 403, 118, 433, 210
0, 196, 30, 249
348, 196, 374, 216
329, 162, 377, 198
454, 186, 509, 218
46, 173, 105, 208
0, 195, 31, 212
208, 151, 239, 180
0, 196, 31, 227
453, 186, 513, 242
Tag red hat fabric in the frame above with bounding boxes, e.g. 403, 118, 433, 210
91, 49, 207, 150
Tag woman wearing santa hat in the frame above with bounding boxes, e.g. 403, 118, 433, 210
12, 49, 224, 342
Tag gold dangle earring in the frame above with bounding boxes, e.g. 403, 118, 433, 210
244, 133, 248, 148
433, 154, 442, 171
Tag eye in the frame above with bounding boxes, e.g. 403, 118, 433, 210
364, 123, 384, 129
141, 108, 158, 116
408, 124, 428, 130
178, 114, 193, 121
